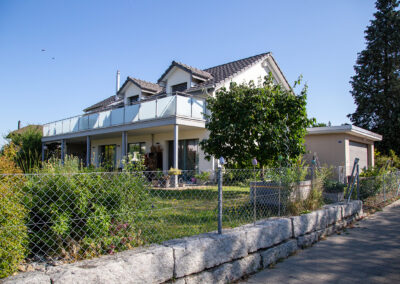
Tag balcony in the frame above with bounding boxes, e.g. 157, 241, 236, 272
43, 94, 205, 137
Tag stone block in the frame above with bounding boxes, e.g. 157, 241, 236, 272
185, 254, 261, 284
164, 230, 247, 278
260, 239, 298, 268
297, 230, 324, 248
47, 245, 173, 284
291, 209, 327, 237
342, 200, 362, 218
2, 271, 51, 284
244, 218, 292, 253
323, 204, 343, 225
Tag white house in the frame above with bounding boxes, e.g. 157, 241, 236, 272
41, 52, 291, 172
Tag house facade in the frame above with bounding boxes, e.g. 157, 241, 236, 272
41, 52, 291, 172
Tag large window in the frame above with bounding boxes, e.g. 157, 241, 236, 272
99, 145, 116, 169
168, 139, 198, 170
128, 142, 146, 161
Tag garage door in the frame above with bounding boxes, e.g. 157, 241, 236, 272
349, 141, 369, 171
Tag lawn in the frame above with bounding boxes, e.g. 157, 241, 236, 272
134, 185, 278, 244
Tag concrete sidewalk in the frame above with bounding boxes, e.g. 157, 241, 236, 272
240, 200, 400, 284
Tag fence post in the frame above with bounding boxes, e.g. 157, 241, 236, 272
253, 167, 257, 225
356, 164, 360, 200
218, 167, 223, 234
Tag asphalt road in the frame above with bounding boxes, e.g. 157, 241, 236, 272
240, 200, 400, 284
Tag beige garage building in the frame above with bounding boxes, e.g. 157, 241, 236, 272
304, 125, 382, 179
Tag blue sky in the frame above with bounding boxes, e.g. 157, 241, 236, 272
0, 0, 376, 146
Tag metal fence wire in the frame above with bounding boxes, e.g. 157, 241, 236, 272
0, 167, 399, 273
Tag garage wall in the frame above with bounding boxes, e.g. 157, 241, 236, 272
304, 133, 346, 168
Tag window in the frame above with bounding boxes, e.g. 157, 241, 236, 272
99, 145, 116, 169
128, 142, 146, 161
171, 82, 187, 93
168, 139, 198, 170
128, 95, 139, 105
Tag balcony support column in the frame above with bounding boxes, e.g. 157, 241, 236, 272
121, 131, 128, 167
41, 143, 45, 162
173, 124, 179, 187
86, 136, 91, 167
61, 139, 66, 165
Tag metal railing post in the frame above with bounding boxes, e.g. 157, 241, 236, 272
253, 166, 257, 225
218, 167, 223, 234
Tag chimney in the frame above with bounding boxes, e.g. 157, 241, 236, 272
18, 120, 21, 130
116, 70, 121, 99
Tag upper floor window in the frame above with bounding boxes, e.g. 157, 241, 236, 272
171, 82, 187, 93
128, 95, 139, 105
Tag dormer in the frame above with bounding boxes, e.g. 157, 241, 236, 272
157, 61, 213, 94
117, 77, 163, 105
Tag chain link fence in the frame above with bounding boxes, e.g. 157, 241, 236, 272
1, 167, 399, 277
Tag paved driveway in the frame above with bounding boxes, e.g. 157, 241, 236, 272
240, 200, 400, 284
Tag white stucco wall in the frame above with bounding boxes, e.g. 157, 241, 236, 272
220, 59, 287, 92
123, 83, 142, 105
165, 68, 191, 94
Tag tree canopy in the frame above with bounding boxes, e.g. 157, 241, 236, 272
200, 75, 314, 168
348, 0, 400, 154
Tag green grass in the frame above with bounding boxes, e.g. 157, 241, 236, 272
132, 185, 279, 244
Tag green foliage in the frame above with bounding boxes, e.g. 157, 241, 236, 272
5, 127, 42, 173
324, 180, 346, 193
194, 171, 210, 183
0, 145, 28, 278
348, 0, 400, 154
24, 157, 151, 259
200, 74, 314, 168
375, 149, 400, 169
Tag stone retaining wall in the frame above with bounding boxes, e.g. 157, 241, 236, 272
3, 201, 363, 284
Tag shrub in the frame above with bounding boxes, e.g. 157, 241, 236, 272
5, 127, 42, 173
0, 144, 28, 278
24, 157, 151, 260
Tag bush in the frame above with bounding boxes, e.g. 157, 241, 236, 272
5, 127, 42, 173
0, 144, 28, 278
24, 156, 151, 260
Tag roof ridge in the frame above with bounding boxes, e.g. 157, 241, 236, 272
128, 76, 160, 86
203, 52, 270, 71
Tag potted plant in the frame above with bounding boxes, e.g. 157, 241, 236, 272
168, 168, 182, 187
194, 171, 210, 185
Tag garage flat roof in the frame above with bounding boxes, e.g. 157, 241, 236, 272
306, 125, 382, 141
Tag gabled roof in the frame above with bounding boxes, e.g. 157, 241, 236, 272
185, 52, 277, 92
83, 95, 121, 113
119, 77, 163, 94
83, 52, 289, 113
157, 61, 213, 83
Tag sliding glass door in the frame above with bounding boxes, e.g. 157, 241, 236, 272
168, 139, 199, 171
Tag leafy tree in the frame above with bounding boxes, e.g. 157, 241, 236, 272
348, 0, 400, 154
200, 75, 314, 168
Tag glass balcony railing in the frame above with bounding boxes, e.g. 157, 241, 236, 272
43, 95, 205, 137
